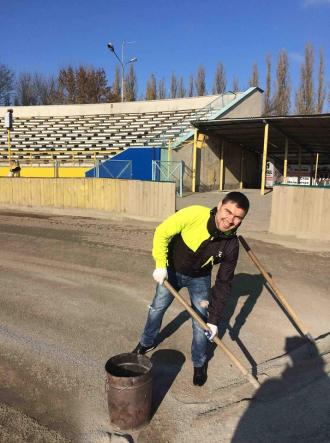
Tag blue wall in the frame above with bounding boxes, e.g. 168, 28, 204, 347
85, 147, 162, 180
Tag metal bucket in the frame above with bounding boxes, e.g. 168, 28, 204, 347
105, 352, 153, 431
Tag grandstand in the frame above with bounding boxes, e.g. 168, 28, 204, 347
0, 88, 262, 177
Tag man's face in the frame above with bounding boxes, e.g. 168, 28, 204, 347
215, 200, 247, 232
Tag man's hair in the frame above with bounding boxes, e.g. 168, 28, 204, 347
222, 192, 249, 213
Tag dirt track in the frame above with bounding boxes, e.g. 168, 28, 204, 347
0, 208, 329, 442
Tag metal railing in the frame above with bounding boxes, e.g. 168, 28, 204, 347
147, 92, 238, 149
152, 160, 183, 197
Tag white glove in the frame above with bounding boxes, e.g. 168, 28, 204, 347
152, 268, 168, 285
205, 323, 218, 341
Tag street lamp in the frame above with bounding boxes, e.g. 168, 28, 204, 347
107, 41, 137, 102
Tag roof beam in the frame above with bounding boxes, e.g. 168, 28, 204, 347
263, 119, 313, 155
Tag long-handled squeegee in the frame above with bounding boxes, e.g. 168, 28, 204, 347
238, 235, 314, 344
163, 280, 260, 389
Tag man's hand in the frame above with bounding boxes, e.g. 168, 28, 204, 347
205, 323, 218, 341
152, 268, 168, 285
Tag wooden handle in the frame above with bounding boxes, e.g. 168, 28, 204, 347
163, 280, 260, 388
238, 235, 311, 338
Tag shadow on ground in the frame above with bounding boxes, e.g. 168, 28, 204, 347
207, 273, 264, 376
231, 336, 330, 443
157, 310, 190, 345
150, 349, 185, 418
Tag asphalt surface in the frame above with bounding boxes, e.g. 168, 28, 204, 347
0, 205, 329, 442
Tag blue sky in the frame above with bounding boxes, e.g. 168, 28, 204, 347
0, 0, 329, 99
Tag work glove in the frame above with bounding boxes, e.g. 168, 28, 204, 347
205, 323, 218, 341
152, 268, 168, 285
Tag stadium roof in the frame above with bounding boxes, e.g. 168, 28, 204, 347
191, 114, 330, 163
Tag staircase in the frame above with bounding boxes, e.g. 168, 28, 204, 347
147, 87, 258, 150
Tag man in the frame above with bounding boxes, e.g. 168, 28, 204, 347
133, 192, 249, 386
9, 160, 21, 177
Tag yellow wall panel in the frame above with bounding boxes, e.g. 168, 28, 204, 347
0, 178, 175, 219
0, 166, 89, 178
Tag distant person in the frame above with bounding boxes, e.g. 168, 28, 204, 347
9, 160, 21, 177
133, 192, 250, 386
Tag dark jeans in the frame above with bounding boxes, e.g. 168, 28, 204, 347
140, 269, 211, 367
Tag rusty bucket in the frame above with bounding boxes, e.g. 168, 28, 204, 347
105, 352, 153, 431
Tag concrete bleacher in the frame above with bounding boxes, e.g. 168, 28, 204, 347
0, 89, 260, 166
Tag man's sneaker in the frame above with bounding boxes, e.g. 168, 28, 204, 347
132, 342, 156, 355
193, 363, 208, 386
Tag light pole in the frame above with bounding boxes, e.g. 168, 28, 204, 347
107, 41, 137, 102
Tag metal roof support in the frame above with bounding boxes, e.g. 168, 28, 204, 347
283, 137, 288, 183
261, 123, 269, 195
240, 148, 244, 189
266, 119, 312, 157
219, 140, 224, 191
310, 154, 314, 185
315, 153, 319, 181
192, 128, 198, 193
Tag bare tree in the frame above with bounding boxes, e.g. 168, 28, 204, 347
58, 66, 76, 103
316, 48, 325, 113
264, 55, 272, 115
57, 65, 113, 104
213, 62, 226, 94
145, 74, 157, 100
80, 67, 110, 103
0, 63, 14, 105
195, 65, 206, 96
249, 63, 259, 88
295, 43, 315, 114
188, 74, 194, 97
232, 76, 240, 93
112, 66, 121, 101
170, 73, 177, 98
16, 73, 37, 105
157, 78, 166, 99
15, 72, 59, 105
87, 68, 112, 103
33, 73, 60, 105
125, 64, 137, 101
273, 50, 291, 115
33, 73, 49, 104
177, 77, 186, 98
